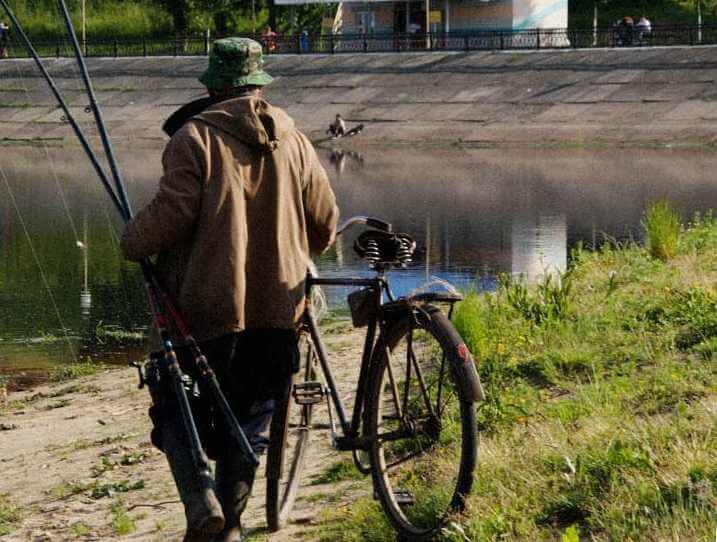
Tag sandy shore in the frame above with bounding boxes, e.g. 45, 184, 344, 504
0, 323, 368, 542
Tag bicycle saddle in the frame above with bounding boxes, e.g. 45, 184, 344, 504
354, 231, 416, 268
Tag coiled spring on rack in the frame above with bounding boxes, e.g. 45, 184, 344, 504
395, 237, 413, 266
354, 231, 417, 269
364, 239, 381, 268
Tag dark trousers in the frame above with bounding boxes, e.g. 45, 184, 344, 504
177, 329, 299, 460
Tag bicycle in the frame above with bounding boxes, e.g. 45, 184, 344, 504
265, 216, 485, 540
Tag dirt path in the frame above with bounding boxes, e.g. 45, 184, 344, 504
0, 322, 370, 541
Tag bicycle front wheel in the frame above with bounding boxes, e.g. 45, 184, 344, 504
265, 332, 317, 532
366, 307, 478, 540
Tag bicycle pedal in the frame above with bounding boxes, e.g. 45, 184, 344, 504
293, 381, 325, 405
393, 489, 415, 507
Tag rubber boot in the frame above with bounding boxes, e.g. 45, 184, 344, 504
161, 411, 225, 541
212, 454, 257, 542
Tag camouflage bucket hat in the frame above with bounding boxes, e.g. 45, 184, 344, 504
199, 37, 273, 90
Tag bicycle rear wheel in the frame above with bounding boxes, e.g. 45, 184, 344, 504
366, 307, 478, 540
265, 332, 317, 532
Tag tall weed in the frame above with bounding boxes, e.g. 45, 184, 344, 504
500, 271, 572, 325
642, 200, 681, 261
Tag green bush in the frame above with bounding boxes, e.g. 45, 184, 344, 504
642, 200, 682, 261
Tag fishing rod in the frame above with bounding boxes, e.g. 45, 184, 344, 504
56, 0, 131, 220
1, 0, 258, 469
0, 0, 124, 216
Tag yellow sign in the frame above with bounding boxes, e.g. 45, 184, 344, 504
429, 10, 442, 23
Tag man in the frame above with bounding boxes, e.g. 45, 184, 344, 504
121, 37, 338, 542
328, 113, 346, 138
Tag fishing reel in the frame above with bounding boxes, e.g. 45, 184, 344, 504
354, 230, 416, 270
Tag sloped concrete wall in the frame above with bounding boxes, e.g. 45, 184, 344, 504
1, 46, 716, 148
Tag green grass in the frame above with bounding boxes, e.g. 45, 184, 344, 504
0, 494, 21, 536
69, 522, 90, 536
48, 359, 102, 383
316, 212, 717, 541
57, 432, 138, 452
94, 322, 146, 343
50, 478, 145, 500
311, 459, 364, 485
110, 499, 137, 536
0, 399, 27, 415
643, 199, 682, 261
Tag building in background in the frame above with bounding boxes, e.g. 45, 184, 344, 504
276, 0, 567, 36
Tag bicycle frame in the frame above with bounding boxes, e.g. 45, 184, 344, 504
302, 273, 386, 448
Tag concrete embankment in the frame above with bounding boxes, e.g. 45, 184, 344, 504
1, 46, 717, 147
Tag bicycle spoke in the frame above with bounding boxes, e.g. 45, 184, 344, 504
409, 344, 437, 420
381, 446, 431, 471
436, 352, 446, 416
384, 348, 404, 421
402, 328, 412, 418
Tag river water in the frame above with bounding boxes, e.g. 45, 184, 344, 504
1, 145, 716, 389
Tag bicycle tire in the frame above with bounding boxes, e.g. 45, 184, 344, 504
352, 448, 372, 475
365, 306, 478, 541
265, 333, 316, 532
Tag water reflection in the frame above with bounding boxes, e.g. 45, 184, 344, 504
511, 213, 567, 283
1, 146, 716, 385
80, 288, 92, 317
329, 147, 365, 178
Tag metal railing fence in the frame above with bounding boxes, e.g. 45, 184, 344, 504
4, 24, 717, 59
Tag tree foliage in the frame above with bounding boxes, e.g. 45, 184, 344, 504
569, 0, 717, 28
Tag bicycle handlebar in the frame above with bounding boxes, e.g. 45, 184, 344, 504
336, 216, 392, 236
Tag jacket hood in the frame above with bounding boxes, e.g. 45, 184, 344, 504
193, 96, 295, 152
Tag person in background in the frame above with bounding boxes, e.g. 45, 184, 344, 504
328, 113, 346, 138
261, 25, 278, 52
617, 16, 634, 46
300, 29, 310, 53
0, 22, 10, 58
636, 15, 652, 43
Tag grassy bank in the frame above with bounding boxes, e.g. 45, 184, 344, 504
316, 210, 717, 541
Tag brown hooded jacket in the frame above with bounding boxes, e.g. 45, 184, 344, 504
120, 96, 339, 342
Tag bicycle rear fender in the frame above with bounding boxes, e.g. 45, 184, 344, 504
429, 311, 486, 403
